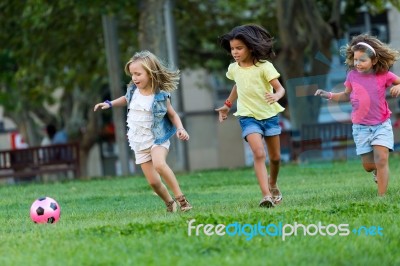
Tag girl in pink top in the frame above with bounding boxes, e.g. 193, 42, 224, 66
315, 34, 400, 196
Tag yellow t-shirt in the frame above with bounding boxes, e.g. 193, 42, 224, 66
226, 61, 284, 120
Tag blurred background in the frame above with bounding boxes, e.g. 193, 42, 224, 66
1, 0, 400, 179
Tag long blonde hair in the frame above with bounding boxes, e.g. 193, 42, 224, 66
124, 50, 180, 93
341, 34, 400, 74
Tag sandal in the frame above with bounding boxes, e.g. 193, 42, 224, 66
259, 195, 275, 208
176, 195, 192, 212
270, 187, 283, 204
166, 200, 177, 213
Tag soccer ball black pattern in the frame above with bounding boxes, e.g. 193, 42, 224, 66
30, 197, 61, 224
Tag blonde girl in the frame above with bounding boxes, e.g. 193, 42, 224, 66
94, 51, 192, 212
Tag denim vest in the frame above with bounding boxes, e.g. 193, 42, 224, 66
125, 85, 177, 144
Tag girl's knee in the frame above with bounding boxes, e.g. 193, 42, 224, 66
374, 153, 389, 167
362, 163, 374, 172
253, 148, 266, 161
153, 161, 169, 174
374, 147, 389, 158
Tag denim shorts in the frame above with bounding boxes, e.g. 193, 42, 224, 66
238, 116, 281, 141
352, 119, 393, 155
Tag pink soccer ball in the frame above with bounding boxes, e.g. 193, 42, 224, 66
30, 197, 61, 224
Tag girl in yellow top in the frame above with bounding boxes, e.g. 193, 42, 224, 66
216, 24, 286, 208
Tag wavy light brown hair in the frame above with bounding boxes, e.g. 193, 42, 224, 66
341, 34, 400, 74
124, 50, 180, 93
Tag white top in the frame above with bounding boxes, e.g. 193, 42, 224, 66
126, 89, 155, 151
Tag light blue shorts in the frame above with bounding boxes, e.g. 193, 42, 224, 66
238, 116, 281, 141
352, 119, 394, 155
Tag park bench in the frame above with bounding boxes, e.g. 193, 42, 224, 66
0, 142, 80, 181
290, 121, 355, 161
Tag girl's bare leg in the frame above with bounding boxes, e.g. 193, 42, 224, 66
140, 160, 173, 203
264, 135, 281, 187
246, 133, 272, 197
361, 151, 375, 172
373, 145, 389, 196
151, 146, 183, 197
361, 146, 389, 196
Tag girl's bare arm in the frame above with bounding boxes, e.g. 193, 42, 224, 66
166, 99, 189, 141
314, 87, 351, 102
265, 78, 285, 104
389, 76, 400, 97
94, 96, 127, 111
215, 85, 237, 122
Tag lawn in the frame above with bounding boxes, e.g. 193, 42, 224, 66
1, 156, 399, 266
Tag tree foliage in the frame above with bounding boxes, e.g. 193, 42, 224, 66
1, 0, 399, 175
0, 0, 139, 143
174, 0, 277, 70
0, 0, 141, 176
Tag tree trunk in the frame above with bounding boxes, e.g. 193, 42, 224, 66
76, 97, 100, 178
138, 0, 168, 58
137, 0, 187, 171
102, 15, 131, 177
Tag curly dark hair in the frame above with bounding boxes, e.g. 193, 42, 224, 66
341, 34, 400, 74
219, 24, 275, 65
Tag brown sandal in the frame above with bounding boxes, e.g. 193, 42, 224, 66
166, 200, 177, 213
175, 195, 192, 212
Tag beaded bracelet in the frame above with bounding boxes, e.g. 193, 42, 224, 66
224, 99, 232, 108
105, 100, 112, 108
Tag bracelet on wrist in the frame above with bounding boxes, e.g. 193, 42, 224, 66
224, 99, 232, 108
105, 100, 112, 108
177, 128, 185, 131
328, 92, 333, 100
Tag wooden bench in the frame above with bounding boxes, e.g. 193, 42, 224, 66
0, 142, 80, 180
292, 121, 355, 161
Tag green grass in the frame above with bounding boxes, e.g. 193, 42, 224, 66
1, 155, 400, 266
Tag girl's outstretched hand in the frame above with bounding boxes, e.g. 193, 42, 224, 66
390, 85, 400, 97
215, 105, 230, 122
176, 128, 189, 141
314, 89, 329, 99
93, 102, 109, 111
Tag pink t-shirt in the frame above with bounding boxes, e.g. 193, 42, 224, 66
344, 70, 397, 125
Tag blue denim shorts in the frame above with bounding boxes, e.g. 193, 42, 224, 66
352, 119, 394, 155
238, 116, 281, 141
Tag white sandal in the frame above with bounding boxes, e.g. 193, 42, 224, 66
270, 187, 283, 204
259, 195, 275, 208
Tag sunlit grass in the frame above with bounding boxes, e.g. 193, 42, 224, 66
1, 155, 400, 265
